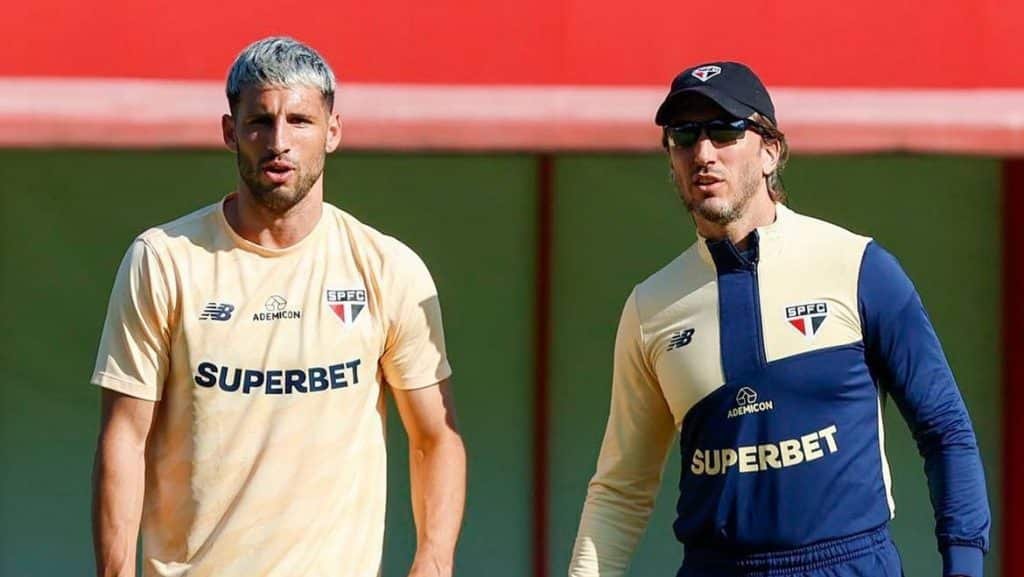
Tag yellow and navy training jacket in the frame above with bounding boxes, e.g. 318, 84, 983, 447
569, 204, 990, 577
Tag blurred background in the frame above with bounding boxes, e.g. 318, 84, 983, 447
1, 1, 1021, 576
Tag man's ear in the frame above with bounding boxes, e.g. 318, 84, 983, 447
326, 112, 342, 153
222, 114, 238, 152
761, 138, 780, 176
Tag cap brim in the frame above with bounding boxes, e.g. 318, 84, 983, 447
654, 86, 757, 126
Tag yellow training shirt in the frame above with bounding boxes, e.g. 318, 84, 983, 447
92, 195, 452, 577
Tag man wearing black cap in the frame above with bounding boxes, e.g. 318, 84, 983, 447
567, 62, 990, 577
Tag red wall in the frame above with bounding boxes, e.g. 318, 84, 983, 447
7, 0, 1024, 88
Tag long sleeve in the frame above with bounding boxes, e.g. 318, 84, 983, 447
858, 241, 991, 577
569, 290, 678, 577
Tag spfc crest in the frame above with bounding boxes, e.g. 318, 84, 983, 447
326, 288, 367, 325
691, 65, 722, 82
785, 301, 828, 338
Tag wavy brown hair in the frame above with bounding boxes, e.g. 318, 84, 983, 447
752, 113, 789, 203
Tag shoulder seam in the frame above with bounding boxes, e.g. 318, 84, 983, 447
632, 287, 647, 349
630, 287, 659, 379
134, 233, 179, 338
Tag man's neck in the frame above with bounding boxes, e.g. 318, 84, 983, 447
696, 198, 777, 250
225, 186, 325, 250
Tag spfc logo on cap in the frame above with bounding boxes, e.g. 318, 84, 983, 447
326, 289, 367, 325
691, 65, 722, 82
785, 301, 828, 338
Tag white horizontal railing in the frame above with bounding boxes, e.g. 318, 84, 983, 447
2, 78, 1023, 154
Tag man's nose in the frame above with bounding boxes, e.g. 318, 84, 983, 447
691, 131, 717, 165
267, 118, 290, 154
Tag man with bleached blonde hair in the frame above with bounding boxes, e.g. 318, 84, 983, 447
91, 36, 465, 577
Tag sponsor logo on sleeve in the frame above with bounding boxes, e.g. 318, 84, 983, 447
785, 301, 829, 338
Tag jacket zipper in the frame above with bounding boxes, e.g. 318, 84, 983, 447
750, 260, 768, 368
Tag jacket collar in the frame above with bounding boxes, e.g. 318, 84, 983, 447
696, 203, 791, 268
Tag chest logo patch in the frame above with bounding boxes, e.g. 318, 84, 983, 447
727, 386, 774, 419
199, 302, 235, 321
785, 301, 828, 338
253, 295, 301, 322
667, 327, 696, 351
326, 289, 367, 325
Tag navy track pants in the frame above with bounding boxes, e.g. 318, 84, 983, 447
677, 525, 903, 577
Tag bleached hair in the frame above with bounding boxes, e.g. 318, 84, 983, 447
226, 36, 336, 112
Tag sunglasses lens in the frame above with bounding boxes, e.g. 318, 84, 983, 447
668, 120, 753, 147
706, 120, 748, 143
668, 126, 700, 147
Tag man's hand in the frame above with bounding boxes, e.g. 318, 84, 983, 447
392, 379, 466, 577
406, 555, 454, 577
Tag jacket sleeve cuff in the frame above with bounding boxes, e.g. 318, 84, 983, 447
942, 544, 985, 577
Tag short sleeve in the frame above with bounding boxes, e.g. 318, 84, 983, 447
90, 239, 174, 401
379, 242, 452, 390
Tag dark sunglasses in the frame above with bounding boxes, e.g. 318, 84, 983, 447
664, 118, 768, 148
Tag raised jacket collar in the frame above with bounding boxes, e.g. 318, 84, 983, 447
696, 203, 791, 269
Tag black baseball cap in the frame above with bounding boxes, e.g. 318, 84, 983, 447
655, 61, 776, 126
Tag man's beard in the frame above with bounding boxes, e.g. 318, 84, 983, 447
676, 163, 763, 226
237, 152, 324, 214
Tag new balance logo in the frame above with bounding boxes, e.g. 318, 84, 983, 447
199, 302, 235, 321
667, 328, 695, 351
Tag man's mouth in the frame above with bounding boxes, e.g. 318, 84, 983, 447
693, 174, 724, 192
693, 174, 722, 185
261, 160, 295, 184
